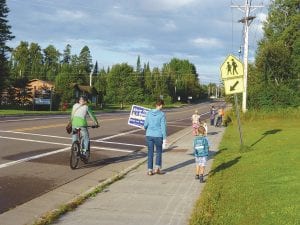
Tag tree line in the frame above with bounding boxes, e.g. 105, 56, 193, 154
4, 40, 209, 108
246, 0, 300, 109
0, 0, 211, 109
1, 0, 298, 111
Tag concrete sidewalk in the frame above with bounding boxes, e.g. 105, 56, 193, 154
53, 125, 225, 225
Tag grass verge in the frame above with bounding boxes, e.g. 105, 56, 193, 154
0, 110, 70, 116
32, 184, 108, 225
189, 109, 300, 225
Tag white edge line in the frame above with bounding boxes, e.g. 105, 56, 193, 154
0, 135, 70, 146
0, 130, 70, 140
94, 140, 145, 148
0, 147, 70, 169
92, 146, 133, 153
0, 130, 145, 148
0, 136, 134, 169
97, 129, 141, 141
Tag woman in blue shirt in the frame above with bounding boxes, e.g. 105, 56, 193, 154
144, 99, 167, 175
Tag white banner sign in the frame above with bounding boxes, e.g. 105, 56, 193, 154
128, 105, 150, 128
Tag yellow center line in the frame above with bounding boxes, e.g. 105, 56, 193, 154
13, 124, 65, 132
12, 117, 127, 132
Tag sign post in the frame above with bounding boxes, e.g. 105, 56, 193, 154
220, 54, 244, 146
234, 94, 243, 146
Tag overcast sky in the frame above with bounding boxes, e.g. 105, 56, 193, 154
7, 0, 269, 84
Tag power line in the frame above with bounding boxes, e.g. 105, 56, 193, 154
231, 0, 264, 113
250, 1, 265, 50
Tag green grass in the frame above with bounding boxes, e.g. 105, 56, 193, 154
0, 109, 70, 115
189, 109, 300, 225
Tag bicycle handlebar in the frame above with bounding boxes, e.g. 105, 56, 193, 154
88, 125, 99, 128
74, 125, 99, 129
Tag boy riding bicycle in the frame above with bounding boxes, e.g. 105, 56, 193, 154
71, 96, 99, 157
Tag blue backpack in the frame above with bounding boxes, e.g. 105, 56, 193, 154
194, 136, 209, 157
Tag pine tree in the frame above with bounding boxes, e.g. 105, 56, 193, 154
62, 44, 71, 64
136, 55, 141, 73
0, 0, 14, 100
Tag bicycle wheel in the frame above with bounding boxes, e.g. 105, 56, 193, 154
70, 142, 80, 169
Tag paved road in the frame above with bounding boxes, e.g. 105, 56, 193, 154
0, 101, 222, 214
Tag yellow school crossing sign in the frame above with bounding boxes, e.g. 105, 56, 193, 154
224, 77, 244, 95
220, 54, 244, 95
221, 54, 244, 79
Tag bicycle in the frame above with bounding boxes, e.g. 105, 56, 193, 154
70, 125, 98, 169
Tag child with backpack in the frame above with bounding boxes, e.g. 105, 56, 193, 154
200, 120, 208, 136
193, 126, 210, 183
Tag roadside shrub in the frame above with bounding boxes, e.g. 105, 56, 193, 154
248, 83, 300, 109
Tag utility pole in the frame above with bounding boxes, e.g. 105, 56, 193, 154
208, 85, 210, 98
89, 63, 96, 87
231, 0, 263, 112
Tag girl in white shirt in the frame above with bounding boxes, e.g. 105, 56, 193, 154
191, 110, 200, 135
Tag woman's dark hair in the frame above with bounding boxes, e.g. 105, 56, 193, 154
156, 99, 164, 106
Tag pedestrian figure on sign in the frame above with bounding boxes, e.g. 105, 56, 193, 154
231, 59, 238, 75
226, 61, 232, 75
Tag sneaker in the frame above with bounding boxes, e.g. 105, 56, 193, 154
154, 168, 163, 175
199, 175, 204, 183
195, 175, 199, 180
81, 149, 87, 157
147, 170, 153, 176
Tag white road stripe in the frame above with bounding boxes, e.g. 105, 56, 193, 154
0, 147, 70, 169
97, 129, 142, 141
0, 130, 70, 140
0, 130, 145, 147
94, 140, 146, 148
0, 135, 135, 169
0, 107, 214, 169
92, 146, 133, 153
0, 135, 134, 153
0, 135, 71, 146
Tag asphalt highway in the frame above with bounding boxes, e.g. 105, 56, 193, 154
0, 101, 222, 214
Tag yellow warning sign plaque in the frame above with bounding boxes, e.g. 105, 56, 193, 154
221, 55, 244, 80
224, 77, 244, 95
